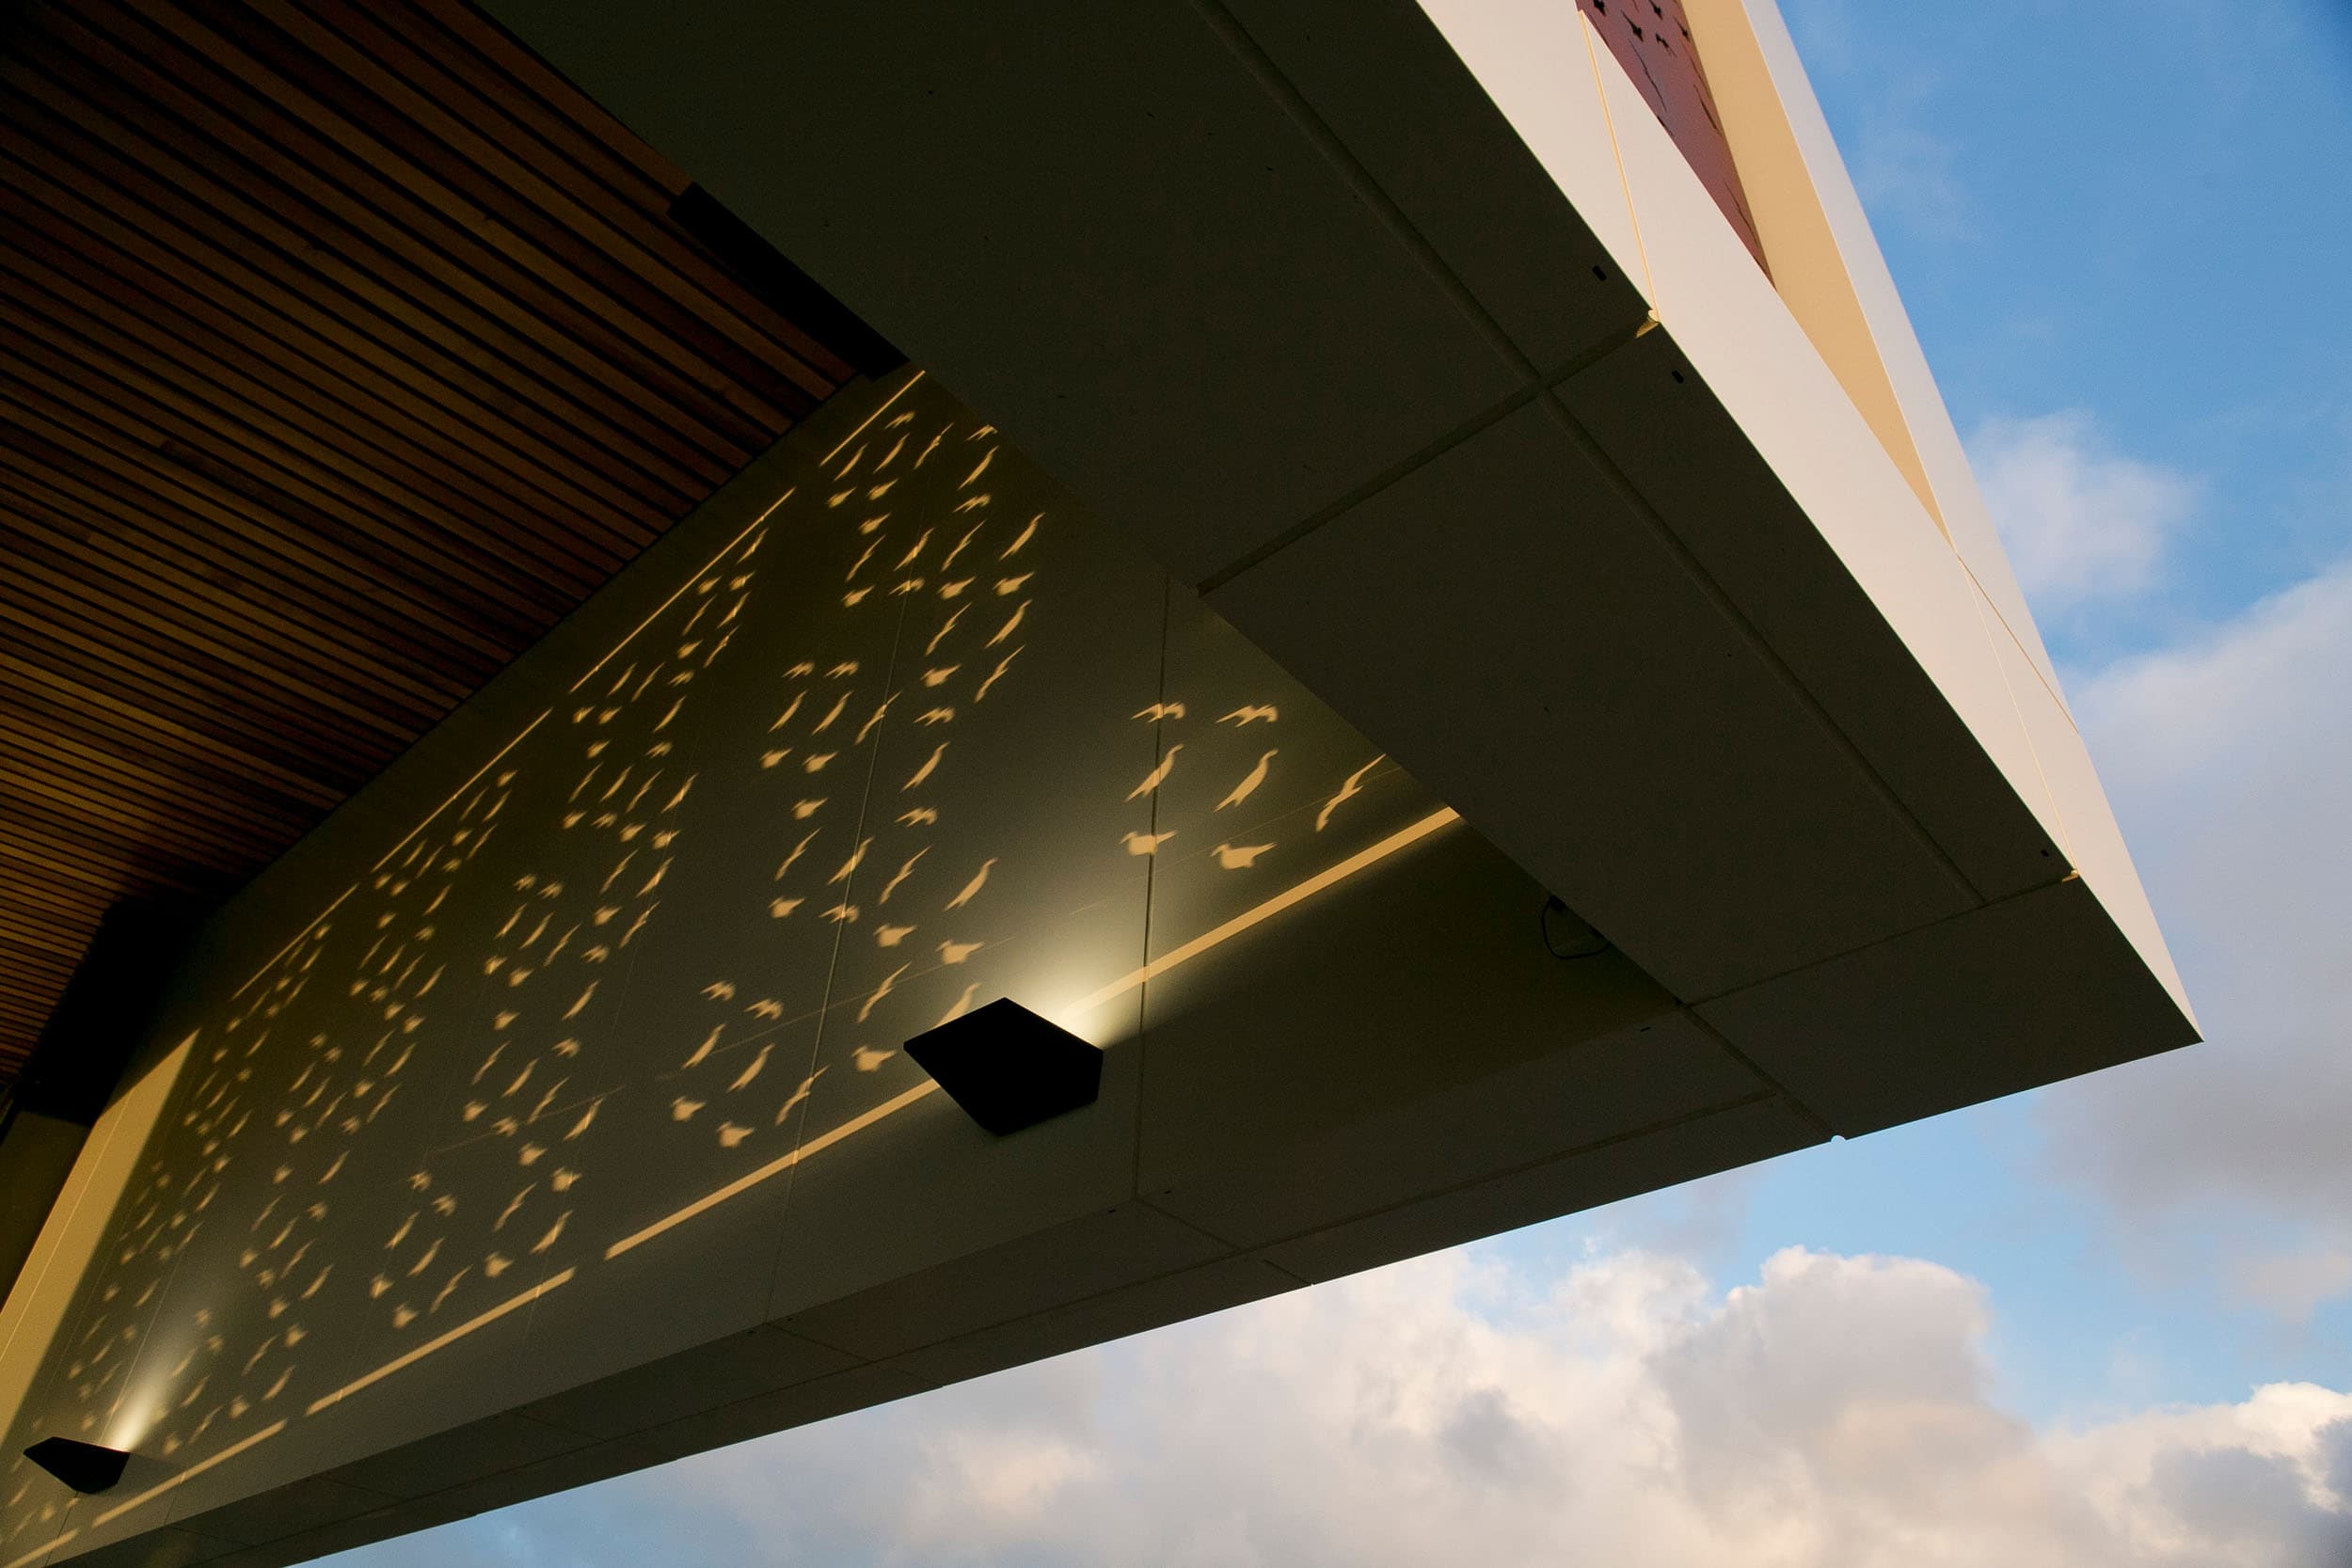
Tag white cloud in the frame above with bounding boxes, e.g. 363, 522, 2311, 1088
1851, 120, 1971, 244
2233, 1247, 2352, 1325
1969, 412, 2197, 611
2039, 563, 2352, 1307
350, 1245, 2352, 1568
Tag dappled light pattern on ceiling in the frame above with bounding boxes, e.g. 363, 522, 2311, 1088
0, 372, 1457, 1563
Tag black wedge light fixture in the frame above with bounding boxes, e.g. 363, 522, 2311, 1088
904, 998, 1103, 1135
23, 1437, 129, 1495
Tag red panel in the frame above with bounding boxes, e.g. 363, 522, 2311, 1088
1576, 0, 1769, 271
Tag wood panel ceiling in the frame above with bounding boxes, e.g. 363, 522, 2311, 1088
0, 0, 880, 1085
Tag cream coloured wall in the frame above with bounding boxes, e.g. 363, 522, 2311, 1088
1683, 0, 2065, 697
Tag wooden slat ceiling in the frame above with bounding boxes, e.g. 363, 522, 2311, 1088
0, 0, 877, 1085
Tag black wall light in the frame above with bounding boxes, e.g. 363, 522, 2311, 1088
24, 1437, 128, 1495
904, 999, 1103, 1135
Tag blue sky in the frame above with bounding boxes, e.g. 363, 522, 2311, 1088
333, 3, 2352, 1561
1793, 0, 2352, 649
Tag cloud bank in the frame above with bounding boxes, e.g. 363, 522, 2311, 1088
342, 1246, 2352, 1568
2040, 562, 2352, 1318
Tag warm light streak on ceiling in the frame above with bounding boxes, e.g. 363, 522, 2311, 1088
1073, 806, 1460, 1013
304, 1269, 578, 1418
605, 804, 1464, 1259
88, 1418, 286, 1528
1, 1528, 73, 1568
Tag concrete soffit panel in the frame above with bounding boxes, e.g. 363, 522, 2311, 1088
1549, 0, 2189, 1023
1255, 0, 2191, 1036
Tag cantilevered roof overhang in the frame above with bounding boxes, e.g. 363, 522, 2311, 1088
480, 0, 2195, 1137
0, 4, 2199, 1562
